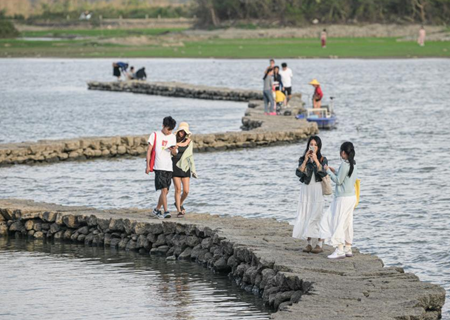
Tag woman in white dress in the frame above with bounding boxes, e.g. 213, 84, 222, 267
293, 136, 329, 254
321, 142, 358, 259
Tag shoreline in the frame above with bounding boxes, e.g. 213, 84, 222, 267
0, 199, 445, 320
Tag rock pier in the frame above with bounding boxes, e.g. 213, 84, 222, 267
0, 91, 316, 166
0, 199, 445, 320
87, 80, 272, 101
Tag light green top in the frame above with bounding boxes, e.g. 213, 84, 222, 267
327, 161, 357, 198
176, 142, 196, 175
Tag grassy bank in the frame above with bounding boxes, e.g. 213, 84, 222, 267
1, 36, 449, 58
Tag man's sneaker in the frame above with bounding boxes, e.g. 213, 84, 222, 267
344, 247, 353, 257
152, 208, 163, 219
163, 212, 172, 219
327, 248, 346, 259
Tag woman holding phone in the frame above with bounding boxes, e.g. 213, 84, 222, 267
321, 142, 358, 259
293, 136, 329, 253
172, 122, 197, 218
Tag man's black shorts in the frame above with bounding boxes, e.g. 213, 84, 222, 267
283, 87, 292, 96
154, 170, 172, 191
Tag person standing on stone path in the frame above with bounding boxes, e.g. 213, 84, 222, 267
293, 136, 329, 254
418, 25, 426, 47
263, 68, 276, 116
146, 116, 177, 219
172, 122, 197, 218
279, 63, 293, 106
321, 142, 358, 259
264, 58, 275, 76
321, 29, 327, 48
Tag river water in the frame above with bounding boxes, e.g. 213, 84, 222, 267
0, 237, 270, 320
1, 58, 450, 318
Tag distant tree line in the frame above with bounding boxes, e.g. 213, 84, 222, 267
194, 0, 450, 27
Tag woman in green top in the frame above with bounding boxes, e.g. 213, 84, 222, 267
321, 142, 358, 259
172, 122, 197, 218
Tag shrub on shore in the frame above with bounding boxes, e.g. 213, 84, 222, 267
0, 19, 20, 39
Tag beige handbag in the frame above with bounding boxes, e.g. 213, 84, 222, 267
321, 175, 333, 195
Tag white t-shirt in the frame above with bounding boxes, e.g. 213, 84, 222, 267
279, 68, 293, 87
148, 131, 176, 172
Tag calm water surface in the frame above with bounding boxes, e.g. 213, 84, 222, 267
0, 237, 270, 320
1, 58, 450, 318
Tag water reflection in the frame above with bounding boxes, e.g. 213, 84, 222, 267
0, 237, 270, 320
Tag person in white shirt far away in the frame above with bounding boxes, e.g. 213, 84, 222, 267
279, 63, 293, 106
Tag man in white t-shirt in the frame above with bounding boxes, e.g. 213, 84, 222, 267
146, 116, 177, 219
279, 63, 293, 106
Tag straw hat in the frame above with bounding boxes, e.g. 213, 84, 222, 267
309, 79, 320, 86
176, 122, 192, 135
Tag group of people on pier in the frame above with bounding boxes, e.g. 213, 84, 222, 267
146, 117, 359, 260
262, 59, 323, 115
293, 136, 359, 259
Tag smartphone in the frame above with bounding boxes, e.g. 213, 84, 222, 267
309, 146, 315, 152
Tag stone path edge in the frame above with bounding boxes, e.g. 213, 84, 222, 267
0, 199, 445, 320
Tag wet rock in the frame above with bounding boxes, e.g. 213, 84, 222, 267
201, 237, 213, 249
109, 219, 125, 232
126, 240, 137, 251
27, 230, 35, 236
9, 221, 25, 233
24, 220, 35, 231
62, 215, 80, 228
166, 255, 176, 261
290, 290, 302, 303
97, 218, 110, 231
137, 235, 150, 250
214, 257, 231, 273
76, 226, 89, 235
87, 215, 97, 227
33, 222, 42, 232
153, 245, 169, 255
260, 268, 276, 289
154, 234, 166, 247
54, 230, 64, 240
134, 222, 151, 235
178, 247, 192, 260
150, 224, 163, 235
118, 238, 129, 249
33, 231, 44, 239
49, 223, 60, 234
110, 238, 120, 248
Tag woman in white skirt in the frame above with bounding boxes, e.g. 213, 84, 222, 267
322, 142, 358, 259
293, 136, 329, 254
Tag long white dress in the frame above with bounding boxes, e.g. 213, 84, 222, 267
292, 172, 325, 239
320, 196, 357, 246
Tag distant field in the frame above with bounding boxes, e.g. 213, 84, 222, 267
20, 28, 187, 38
1, 36, 449, 58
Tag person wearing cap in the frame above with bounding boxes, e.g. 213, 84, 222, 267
172, 122, 197, 218
310, 79, 323, 109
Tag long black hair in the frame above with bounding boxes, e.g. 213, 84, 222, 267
302, 135, 323, 162
263, 67, 273, 80
340, 141, 356, 177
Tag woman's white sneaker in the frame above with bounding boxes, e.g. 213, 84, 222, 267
328, 248, 346, 259
344, 247, 353, 257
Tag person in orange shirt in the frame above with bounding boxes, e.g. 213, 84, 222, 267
310, 79, 323, 109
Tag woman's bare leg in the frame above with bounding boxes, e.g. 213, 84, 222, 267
180, 177, 190, 213
173, 177, 182, 212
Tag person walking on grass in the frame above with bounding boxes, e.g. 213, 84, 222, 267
146, 116, 177, 219
172, 122, 197, 218
321, 29, 327, 48
310, 79, 323, 109
293, 136, 329, 254
321, 142, 358, 259
279, 63, 293, 106
263, 68, 276, 116
418, 25, 426, 47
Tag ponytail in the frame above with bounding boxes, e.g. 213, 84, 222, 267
340, 142, 356, 177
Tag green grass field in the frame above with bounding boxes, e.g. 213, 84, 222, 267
20, 28, 187, 38
1, 35, 449, 58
